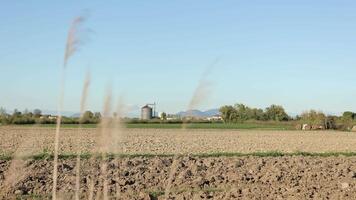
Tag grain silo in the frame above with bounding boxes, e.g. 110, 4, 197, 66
141, 105, 153, 120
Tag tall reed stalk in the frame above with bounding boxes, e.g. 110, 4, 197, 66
52, 16, 86, 200
165, 59, 218, 199
75, 71, 91, 200
88, 88, 112, 199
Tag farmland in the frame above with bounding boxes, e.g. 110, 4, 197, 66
0, 126, 355, 199
1, 126, 356, 155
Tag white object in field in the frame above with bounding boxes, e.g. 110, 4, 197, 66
351, 125, 356, 132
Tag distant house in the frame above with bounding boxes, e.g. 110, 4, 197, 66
40, 115, 57, 120
48, 116, 57, 120
207, 115, 222, 121
166, 114, 180, 121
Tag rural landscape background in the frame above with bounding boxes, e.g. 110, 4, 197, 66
1, 1, 356, 199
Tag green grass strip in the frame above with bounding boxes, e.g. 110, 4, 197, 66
8, 122, 295, 130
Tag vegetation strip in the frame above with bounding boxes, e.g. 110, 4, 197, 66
5, 122, 295, 130
2, 151, 356, 161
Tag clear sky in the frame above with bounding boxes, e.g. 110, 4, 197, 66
1, 0, 356, 116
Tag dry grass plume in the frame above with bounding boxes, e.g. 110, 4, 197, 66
52, 15, 87, 200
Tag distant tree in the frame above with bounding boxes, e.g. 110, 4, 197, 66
219, 105, 235, 123
300, 110, 326, 125
8, 108, 35, 124
80, 111, 94, 124
342, 111, 355, 120
234, 104, 249, 121
0, 107, 6, 116
294, 115, 301, 120
221, 103, 279, 122
0, 107, 8, 124
325, 116, 337, 129
23, 111, 33, 118
33, 109, 42, 117
160, 112, 167, 120
93, 112, 101, 123
61, 116, 77, 124
113, 112, 118, 118
265, 105, 289, 121
94, 112, 101, 119
340, 111, 355, 130
229, 109, 239, 122
15, 117, 35, 124
252, 108, 267, 120
12, 109, 21, 117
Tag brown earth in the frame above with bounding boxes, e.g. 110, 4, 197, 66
0, 156, 355, 199
1, 127, 356, 155
1, 127, 356, 199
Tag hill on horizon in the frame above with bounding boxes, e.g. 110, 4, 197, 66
176, 109, 220, 117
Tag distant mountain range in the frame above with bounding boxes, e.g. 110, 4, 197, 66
41, 110, 78, 117
13, 108, 340, 119
176, 108, 220, 117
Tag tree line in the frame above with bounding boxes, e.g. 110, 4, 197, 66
219, 104, 290, 122
219, 103, 356, 130
1, 105, 356, 130
296, 110, 356, 130
0, 108, 101, 125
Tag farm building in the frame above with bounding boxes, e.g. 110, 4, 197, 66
207, 115, 223, 121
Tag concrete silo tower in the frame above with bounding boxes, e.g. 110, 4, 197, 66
141, 105, 153, 120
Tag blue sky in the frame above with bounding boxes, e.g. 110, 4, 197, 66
1, 0, 356, 115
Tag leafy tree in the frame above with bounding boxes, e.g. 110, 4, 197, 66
160, 112, 167, 120
12, 109, 22, 117
11, 116, 35, 124
300, 110, 326, 125
265, 105, 289, 121
0, 107, 9, 124
94, 112, 101, 119
251, 108, 266, 120
325, 116, 337, 129
80, 111, 94, 124
342, 111, 355, 120
221, 103, 289, 122
294, 115, 301, 120
33, 109, 42, 117
340, 111, 355, 129
0, 107, 6, 116
219, 105, 235, 123
234, 104, 249, 121
62, 116, 77, 124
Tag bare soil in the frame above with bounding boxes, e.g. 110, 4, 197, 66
0, 126, 356, 199
0, 156, 355, 199
1, 127, 356, 155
